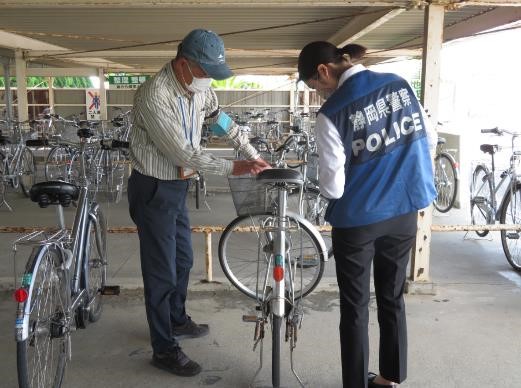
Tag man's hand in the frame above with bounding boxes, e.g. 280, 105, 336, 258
232, 158, 271, 176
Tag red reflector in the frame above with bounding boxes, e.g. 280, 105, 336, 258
14, 288, 28, 303
273, 266, 284, 282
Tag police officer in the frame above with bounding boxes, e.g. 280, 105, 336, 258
297, 41, 436, 388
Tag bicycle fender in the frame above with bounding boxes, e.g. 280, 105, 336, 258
496, 183, 521, 221
286, 211, 329, 262
15, 245, 65, 342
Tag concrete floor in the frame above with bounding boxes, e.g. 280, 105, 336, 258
1, 176, 521, 387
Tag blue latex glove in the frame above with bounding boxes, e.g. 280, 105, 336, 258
209, 111, 234, 137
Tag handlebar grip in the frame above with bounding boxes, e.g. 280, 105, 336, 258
26, 139, 49, 147
101, 139, 129, 149
112, 139, 129, 149
481, 127, 501, 135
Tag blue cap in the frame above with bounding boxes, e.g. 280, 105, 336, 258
179, 29, 233, 80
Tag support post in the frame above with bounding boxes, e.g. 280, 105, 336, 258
98, 68, 107, 120
204, 231, 213, 282
1, 58, 13, 121
47, 77, 54, 112
14, 49, 28, 122
408, 4, 444, 294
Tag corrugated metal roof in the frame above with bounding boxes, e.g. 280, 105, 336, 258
0, 2, 518, 74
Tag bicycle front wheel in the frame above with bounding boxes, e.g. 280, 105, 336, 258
219, 212, 325, 301
17, 246, 68, 388
433, 153, 458, 213
288, 187, 332, 257
500, 185, 521, 271
470, 165, 493, 237
45, 145, 74, 182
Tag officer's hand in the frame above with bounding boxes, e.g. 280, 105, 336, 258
232, 159, 271, 176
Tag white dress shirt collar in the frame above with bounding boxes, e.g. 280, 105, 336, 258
337, 64, 366, 89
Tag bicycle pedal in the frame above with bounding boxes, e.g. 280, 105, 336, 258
506, 232, 520, 239
242, 315, 258, 322
101, 285, 120, 295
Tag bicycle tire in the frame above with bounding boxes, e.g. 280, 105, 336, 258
433, 152, 458, 213
288, 187, 332, 258
470, 164, 493, 237
219, 212, 325, 301
45, 145, 74, 182
16, 245, 68, 388
272, 315, 282, 388
195, 177, 201, 210
499, 185, 521, 271
86, 207, 107, 322
19, 147, 36, 197
0, 151, 6, 200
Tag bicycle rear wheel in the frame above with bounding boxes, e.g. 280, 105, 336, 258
85, 207, 107, 322
219, 212, 325, 301
433, 153, 458, 213
470, 164, 493, 237
17, 246, 68, 388
19, 147, 36, 197
272, 315, 282, 388
500, 185, 521, 271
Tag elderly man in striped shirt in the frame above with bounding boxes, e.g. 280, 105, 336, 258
128, 29, 270, 377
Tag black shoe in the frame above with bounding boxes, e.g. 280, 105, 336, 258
152, 346, 202, 377
172, 317, 209, 339
368, 372, 395, 388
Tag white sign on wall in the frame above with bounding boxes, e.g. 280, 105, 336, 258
86, 89, 101, 120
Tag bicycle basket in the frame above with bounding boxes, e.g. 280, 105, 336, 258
228, 175, 269, 216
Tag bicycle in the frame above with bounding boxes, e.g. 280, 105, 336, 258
470, 127, 521, 271
252, 130, 332, 258
433, 136, 460, 213
0, 120, 37, 211
219, 168, 328, 387
12, 120, 125, 388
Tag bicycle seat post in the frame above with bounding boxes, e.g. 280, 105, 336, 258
56, 205, 65, 229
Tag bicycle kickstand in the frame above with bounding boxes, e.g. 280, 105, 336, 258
243, 314, 265, 387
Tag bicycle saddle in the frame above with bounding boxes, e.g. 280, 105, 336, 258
437, 137, 446, 145
257, 168, 303, 185
30, 181, 80, 208
0, 135, 11, 145
480, 144, 499, 155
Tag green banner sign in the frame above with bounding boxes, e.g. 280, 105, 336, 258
108, 75, 150, 89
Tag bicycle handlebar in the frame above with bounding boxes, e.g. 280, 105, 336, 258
482, 127, 521, 137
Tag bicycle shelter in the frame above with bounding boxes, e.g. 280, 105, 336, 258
1, 2, 521, 386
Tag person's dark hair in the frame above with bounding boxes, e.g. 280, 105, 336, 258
297, 41, 366, 81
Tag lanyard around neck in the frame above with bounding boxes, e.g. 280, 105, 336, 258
178, 96, 195, 148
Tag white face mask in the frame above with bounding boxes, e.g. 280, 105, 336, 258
185, 63, 212, 93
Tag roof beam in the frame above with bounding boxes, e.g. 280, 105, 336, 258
27, 48, 420, 60
393, 6, 521, 49
0, 1, 410, 8
329, 8, 405, 47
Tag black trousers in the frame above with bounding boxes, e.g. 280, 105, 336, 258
332, 212, 417, 388
127, 170, 193, 354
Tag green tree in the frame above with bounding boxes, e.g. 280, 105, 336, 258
211, 76, 262, 89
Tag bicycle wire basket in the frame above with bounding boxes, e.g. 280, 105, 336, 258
228, 175, 270, 216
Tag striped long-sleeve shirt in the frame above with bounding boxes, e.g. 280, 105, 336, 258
130, 60, 258, 180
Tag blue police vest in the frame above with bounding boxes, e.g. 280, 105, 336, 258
319, 69, 436, 228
